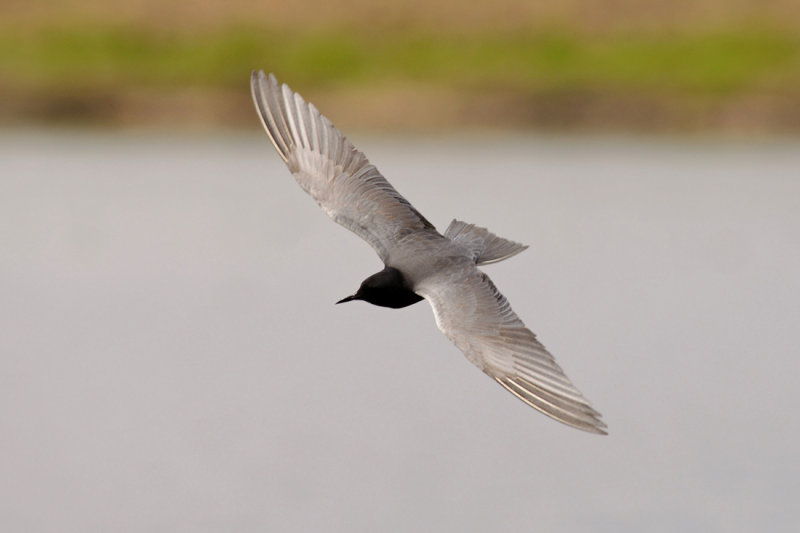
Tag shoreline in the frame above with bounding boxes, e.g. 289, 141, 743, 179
4, 85, 799, 135
3, 22, 798, 134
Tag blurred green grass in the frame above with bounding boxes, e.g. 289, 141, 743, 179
1, 23, 799, 130
4, 24, 797, 91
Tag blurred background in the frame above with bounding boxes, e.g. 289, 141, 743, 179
2, 0, 800, 133
2, 2, 800, 533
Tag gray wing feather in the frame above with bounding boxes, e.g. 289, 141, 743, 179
251, 70, 435, 261
417, 267, 606, 434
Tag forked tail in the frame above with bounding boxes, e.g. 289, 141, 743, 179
444, 219, 529, 265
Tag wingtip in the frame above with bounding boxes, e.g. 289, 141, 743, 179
250, 69, 265, 99
250, 70, 279, 89
495, 375, 608, 435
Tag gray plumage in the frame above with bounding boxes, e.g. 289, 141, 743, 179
250, 70, 606, 434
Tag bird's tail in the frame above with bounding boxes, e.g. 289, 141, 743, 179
444, 219, 529, 265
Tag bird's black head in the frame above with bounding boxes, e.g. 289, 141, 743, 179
336, 266, 423, 309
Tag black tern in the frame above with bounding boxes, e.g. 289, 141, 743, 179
250, 71, 606, 434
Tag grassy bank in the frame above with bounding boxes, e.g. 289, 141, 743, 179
2, 23, 799, 132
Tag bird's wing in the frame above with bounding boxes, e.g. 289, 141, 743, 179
416, 267, 606, 434
250, 70, 436, 261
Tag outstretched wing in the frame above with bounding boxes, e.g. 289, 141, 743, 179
416, 267, 606, 434
250, 70, 436, 261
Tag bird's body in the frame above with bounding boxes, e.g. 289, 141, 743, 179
251, 71, 606, 434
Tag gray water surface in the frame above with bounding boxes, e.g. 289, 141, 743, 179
1, 131, 799, 532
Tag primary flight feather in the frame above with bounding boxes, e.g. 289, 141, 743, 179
250, 70, 606, 434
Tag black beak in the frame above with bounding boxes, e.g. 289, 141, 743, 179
336, 295, 357, 304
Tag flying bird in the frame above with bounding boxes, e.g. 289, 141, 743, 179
250, 71, 606, 434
